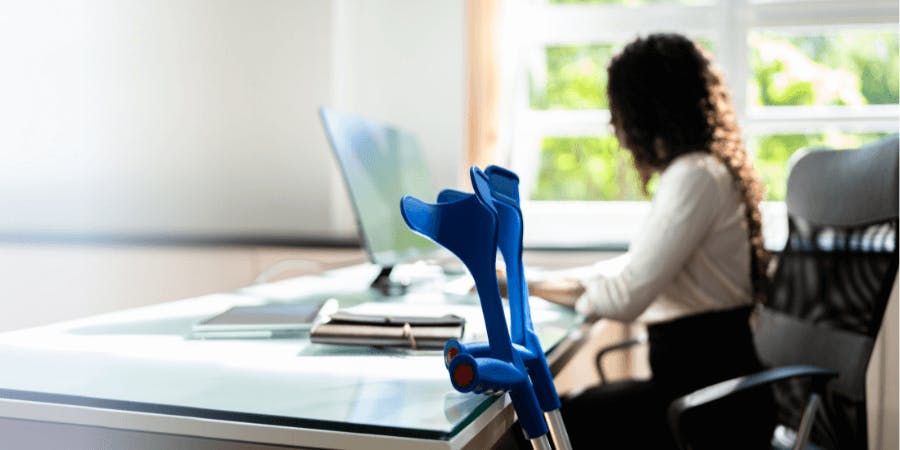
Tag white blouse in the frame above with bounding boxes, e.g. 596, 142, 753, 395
575, 152, 754, 324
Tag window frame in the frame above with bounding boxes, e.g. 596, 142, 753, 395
505, 0, 899, 249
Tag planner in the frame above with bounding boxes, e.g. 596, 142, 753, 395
310, 311, 465, 350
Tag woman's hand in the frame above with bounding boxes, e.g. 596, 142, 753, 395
493, 269, 585, 308
528, 278, 585, 308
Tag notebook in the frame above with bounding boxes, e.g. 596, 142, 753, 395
310, 310, 465, 350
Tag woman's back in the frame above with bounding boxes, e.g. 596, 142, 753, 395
576, 151, 753, 323
637, 151, 752, 322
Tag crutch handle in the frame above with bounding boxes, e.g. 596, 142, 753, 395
447, 354, 548, 438
445, 338, 561, 412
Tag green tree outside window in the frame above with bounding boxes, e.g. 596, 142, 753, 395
752, 132, 889, 201
750, 31, 899, 107
528, 30, 898, 201
532, 136, 649, 201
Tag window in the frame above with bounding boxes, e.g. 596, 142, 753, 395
751, 131, 890, 201
503, 0, 899, 247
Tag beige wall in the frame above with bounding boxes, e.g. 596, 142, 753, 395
867, 277, 899, 450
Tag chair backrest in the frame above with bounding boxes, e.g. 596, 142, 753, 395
754, 135, 899, 449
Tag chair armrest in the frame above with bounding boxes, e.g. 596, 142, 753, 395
595, 335, 647, 383
667, 365, 838, 449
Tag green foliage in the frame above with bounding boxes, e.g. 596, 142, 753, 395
753, 134, 816, 201
750, 31, 899, 106
528, 28, 898, 202
534, 132, 889, 202
753, 132, 889, 201
753, 59, 816, 106
848, 33, 900, 104
530, 40, 714, 110
530, 44, 615, 110
531, 136, 648, 200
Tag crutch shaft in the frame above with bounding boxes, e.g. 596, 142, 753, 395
545, 409, 573, 450
529, 435, 552, 450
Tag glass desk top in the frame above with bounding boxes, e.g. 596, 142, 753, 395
0, 264, 579, 440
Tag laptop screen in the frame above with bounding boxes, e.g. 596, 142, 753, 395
319, 107, 438, 267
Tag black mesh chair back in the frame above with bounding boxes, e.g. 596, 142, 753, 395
755, 135, 899, 449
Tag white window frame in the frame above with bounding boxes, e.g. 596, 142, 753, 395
501, 0, 899, 249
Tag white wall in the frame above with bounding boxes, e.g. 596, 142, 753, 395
0, 244, 366, 331
329, 0, 466, 235
0, 0, 465, 241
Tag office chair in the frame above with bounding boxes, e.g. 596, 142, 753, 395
595, 135, 899, 449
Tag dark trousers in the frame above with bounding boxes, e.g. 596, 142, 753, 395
561, 306, 775, 449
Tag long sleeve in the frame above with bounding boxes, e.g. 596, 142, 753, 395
576, 161, 723, 322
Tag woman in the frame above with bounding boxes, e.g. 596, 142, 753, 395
542, 34, 775, 449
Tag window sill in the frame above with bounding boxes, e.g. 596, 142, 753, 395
521, 200, 788, 252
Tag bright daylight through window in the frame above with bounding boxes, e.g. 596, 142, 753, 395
506, 0, 898, 246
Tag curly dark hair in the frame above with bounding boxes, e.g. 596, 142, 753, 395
607, 33, 769, 301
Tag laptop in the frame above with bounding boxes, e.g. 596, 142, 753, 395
319, 107, 447, 294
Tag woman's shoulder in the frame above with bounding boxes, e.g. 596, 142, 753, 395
661, 151, 731, 186
654, 151, 736, 207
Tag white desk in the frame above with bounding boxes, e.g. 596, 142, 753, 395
0, 264, 583, 450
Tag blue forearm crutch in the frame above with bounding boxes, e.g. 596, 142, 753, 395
399, 167, 551, 449
440, 166, 572, 450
